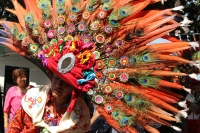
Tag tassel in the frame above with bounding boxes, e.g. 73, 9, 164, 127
178, 100, 187, 109
180, 16, 193, 27
189, 42, 199, 50
171, 126, 182, 132
189, 73, 200, 81
183, 86, 191, 93
175, 114, 181, 123
181, 26, 190, 33
178, 108, 189, 118
192, 63, 200, 70
172, 6, 184, 12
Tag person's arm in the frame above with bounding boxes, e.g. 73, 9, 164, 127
4, 112, 9, 129
90, 110, 100, 126
3, 88, 12, 129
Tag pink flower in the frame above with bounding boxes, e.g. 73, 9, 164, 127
47, 30, 56, 38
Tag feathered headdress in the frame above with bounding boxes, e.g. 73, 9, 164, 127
0, 0, 199, 132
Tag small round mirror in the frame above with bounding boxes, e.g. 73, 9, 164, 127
58, 53, 76, 73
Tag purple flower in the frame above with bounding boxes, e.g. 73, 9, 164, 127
38, 52, 48, 66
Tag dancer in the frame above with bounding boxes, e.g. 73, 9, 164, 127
0, 0, 199, 132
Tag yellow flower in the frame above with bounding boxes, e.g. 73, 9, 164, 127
78, 50, 91, 64
70, 41, 76, 51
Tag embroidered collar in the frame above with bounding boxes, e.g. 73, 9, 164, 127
43, 101, 69, 126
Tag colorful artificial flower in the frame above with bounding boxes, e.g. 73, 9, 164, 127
47, 30, 56, 38
77, 50, 92, 64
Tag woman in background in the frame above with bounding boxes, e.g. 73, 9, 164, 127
3, 69, 28, 129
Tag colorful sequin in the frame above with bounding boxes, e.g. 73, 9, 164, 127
115, 91, 124, 99
57, 15, 65, 24
94, 95, 104, 104
107, 72, 117, 81
90, 21, 100, 31
119, 73, 129, 82
65, 35, 74, 41
104, 25, 112, 34
97, 10, 107, 19
96, 71, 103, 79
107, 58, 117, 68
115, 40, 124, 47
104, 104, 113, 113
82, 11, 90, 20
47, 30, 56, 38
120, 56, 129, 66
78, 22, 86, 32
58, 27, 65, 34
93, 51, 100, 59
66, 24, 76, 33
103, 85, 113, 94
29, 43, 39, 53
44, 20, 52, 28
81, 35, 92, 44
96, 34, 105, 44
32, 28, 39, 36
96, 60, 104, 69
87, 89, 94, 95
104, 45, 113, 54
68, 13, 77, 21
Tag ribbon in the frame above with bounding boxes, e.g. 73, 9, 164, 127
52, 44, 59, 56
42, 59, 48, 66
83, 68, 94, 77
77, 72, 96, 84
58, 39, 66, 52
78, 84, 93, 92
77, 50, 92, 64
70, 41, 76, 51
52, 44, 59, 52
45, 47, 53, 57
81, 42, 93, 49
38, 52, 47, 66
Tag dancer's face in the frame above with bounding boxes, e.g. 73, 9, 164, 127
51, 74, 73, 99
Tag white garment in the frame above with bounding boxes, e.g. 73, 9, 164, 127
21, 85, 90, 133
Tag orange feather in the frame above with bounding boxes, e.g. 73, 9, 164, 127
147, 111, 177, 122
